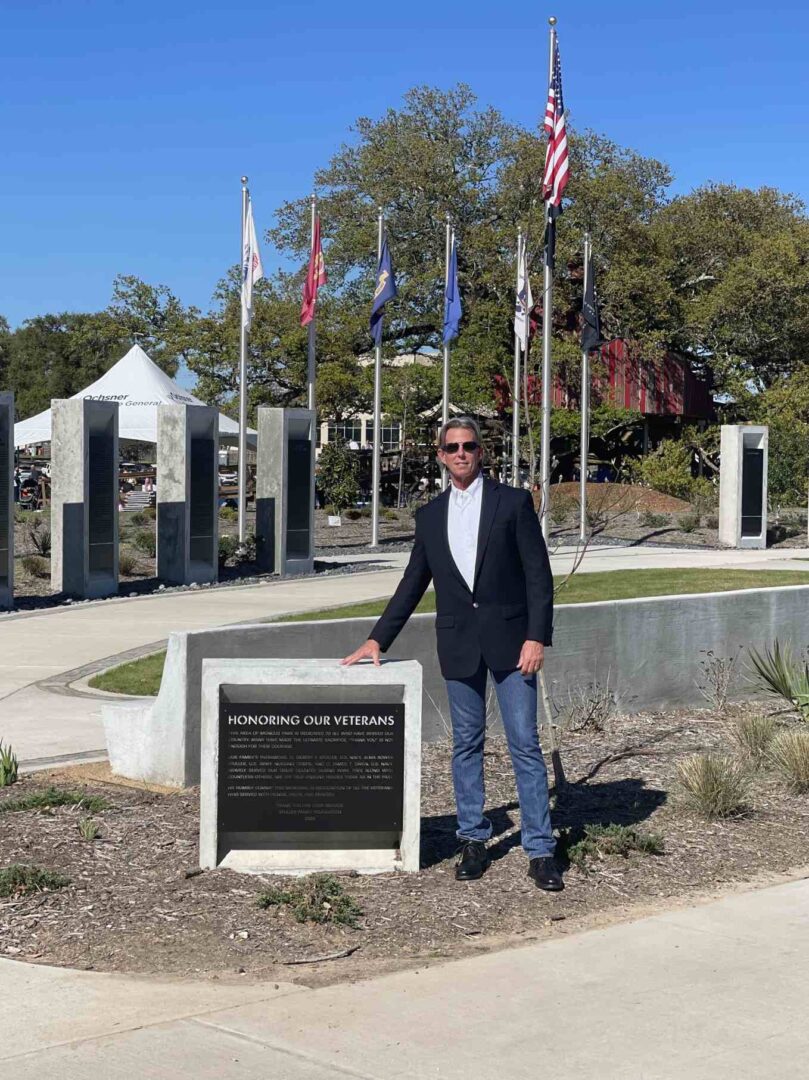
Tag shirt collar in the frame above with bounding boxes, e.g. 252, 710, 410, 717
449, 472, 483, 503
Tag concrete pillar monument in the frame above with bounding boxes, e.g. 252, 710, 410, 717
255, 407, 315, 575
51, 399, 119, 598
156, 404, 219, 585
718, 424, 768, 549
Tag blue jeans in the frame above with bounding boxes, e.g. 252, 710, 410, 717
445, 659, 555, 859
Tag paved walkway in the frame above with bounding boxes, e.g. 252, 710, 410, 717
3, 875, 808, 1079
2, 543, 808, 767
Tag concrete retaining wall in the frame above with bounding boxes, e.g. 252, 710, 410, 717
102, 585, 809, 787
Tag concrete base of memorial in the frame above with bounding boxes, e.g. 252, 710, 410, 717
199, 658, 422, 875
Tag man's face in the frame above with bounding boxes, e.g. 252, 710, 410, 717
437, 426, 483, 485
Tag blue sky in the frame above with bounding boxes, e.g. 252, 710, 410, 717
2, 0, 808, 332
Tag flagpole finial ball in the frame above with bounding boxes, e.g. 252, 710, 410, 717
241, 176, 248, 185
548, 15, 557, 25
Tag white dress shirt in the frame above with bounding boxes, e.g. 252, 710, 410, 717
447, 472, 484, 591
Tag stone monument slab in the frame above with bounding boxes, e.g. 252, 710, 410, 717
157, 404, 218, 585
0, 392, 12, 610
51, 398, 119, 598
200, 659, 422, 874
255, 408, 315, 575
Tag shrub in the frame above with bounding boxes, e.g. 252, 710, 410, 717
565, 824, 664, 868
747, 641, 809, 721
0, 864, 70, 899
0, 787, 109, 815
382, 507, 399, 521
730, 714, 776, 763
218, 535, 239, 566
78, 817, 101, 841
257, 873, 362, 927
0, 741, 18, 787
640, 510, 668, 528
132, 529, 156, 558
768, 730, 809, 792
27, 521, 52, 556
678, 513, 700, 533
118, 549, 139, 576
128, 511, 148, 526
219, 505, 238, 523
20, 554, 49, 579
141, 505, 156, 521
344, 508, 362, 521
317, 438, 360, 513
676, 754, 750, 818
639, 440, 694, 501
705, 514, 719, 530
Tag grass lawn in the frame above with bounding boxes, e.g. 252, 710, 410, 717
88, 568, 809, 697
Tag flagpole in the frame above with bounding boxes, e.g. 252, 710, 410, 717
441, 212, 451, 491
370, 208, 384, 548
307, 193, 317, 413
539, 17, 557, 540
238, 175, 249, 544
512, 230, 523, 487
579, 231, 591, 543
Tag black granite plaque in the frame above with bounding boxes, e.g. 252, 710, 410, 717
285, 435, 311, 559
218, 702, 405, 834
88, 432, 115, 573
741, 446, 764, 536
189, 436, 215, 563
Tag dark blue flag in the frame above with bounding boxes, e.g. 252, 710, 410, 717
581, 245, 603, 353
369, 237, 397, 346
443, 235, 462, 344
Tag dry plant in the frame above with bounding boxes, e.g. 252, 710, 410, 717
78, 817, 101, 841
730, 714, 776, 764
696, 649, 741, 712
768, 730, 809, 792
118, 549, 139, 576
20, 554, 49, 579
555, 677, 616, 734
676, 753, 750, 818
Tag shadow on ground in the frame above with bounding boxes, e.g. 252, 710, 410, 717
420, 777, 667, 869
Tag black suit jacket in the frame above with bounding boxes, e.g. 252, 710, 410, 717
370, 476, 554, 679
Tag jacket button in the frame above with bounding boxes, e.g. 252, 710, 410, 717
472, 602, 479, 609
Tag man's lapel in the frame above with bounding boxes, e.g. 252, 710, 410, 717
473, 477, 500, 587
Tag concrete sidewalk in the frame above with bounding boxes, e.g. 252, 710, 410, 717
3, 875, 808, 1079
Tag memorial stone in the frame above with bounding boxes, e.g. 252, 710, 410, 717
255, 408, 315, 575
200, 659, 422, 874
51, 399, 119, 598
157, 404, 218, 584
0, 392, 12, 610
718, 424, 769, 549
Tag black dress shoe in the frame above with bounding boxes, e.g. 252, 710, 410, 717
455, 840, 489, 881
528, 856, 564, 891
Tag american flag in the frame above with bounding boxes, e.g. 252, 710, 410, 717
542, 37, 569, 208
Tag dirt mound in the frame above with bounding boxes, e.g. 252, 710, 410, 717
550, 482, 692, 514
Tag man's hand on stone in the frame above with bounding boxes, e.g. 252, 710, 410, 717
340, 639, 381, 667
517, 640, 544, 676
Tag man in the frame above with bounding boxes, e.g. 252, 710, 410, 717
342, 418, 562, 891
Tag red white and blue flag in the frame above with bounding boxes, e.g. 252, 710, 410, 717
242, 197, 264, 328
542, 38, 569, 208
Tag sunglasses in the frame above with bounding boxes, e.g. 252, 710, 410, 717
441, 440, 479, 454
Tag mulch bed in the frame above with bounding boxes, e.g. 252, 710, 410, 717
2, 701, 808, 985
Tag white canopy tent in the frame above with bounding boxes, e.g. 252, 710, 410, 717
13, 344, 254, 447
